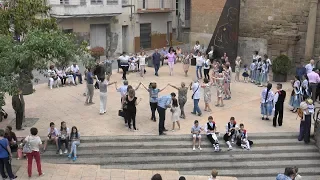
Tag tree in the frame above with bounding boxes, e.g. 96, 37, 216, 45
0, 0, 88, 107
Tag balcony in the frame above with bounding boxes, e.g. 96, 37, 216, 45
49, 0, 122, 18
137, 0, 174, 13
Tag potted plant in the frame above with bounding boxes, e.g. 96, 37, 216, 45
272, 54, 291, 82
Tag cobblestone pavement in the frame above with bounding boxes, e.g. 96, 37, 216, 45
1, 63, 304, 138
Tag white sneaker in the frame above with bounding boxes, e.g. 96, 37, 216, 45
39, 173, 45, 177
59, 150, 62, 155
228, 147, 233, 151
64, 149, 68, 154
198, 147, 202, 151
192, 147, 196, 151
241, 144, 246, 149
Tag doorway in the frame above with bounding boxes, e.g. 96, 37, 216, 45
166, 21, 172, 46
122, 25, 129, 53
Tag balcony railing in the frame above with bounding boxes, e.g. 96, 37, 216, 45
49, 0, 122, 17
137, 0, 174, 13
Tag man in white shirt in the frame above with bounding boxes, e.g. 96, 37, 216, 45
71, 63, 83, 84
190, 79, 202, 116
305, 59, 315, 74
119, 52, 130, 80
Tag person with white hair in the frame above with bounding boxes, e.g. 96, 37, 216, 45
305, 59, 315, 74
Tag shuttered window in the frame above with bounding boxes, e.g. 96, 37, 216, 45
140, 23, 151, 49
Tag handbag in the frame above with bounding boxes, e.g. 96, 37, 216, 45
191, 85, 200, 99
22, 136, 32, 154
118, 110, 124, 117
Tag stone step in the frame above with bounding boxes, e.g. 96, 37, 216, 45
79, 132, 299, 142
41, 152, 320, 165
41, 145, 319, 157
44, 138, 313, 150
237, 176, 320, 180
180, 167, 320, 177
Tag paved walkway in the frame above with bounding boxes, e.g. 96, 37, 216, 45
1, 63, 306, 137
14, 162, 237, 180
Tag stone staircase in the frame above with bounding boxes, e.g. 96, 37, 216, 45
40, 132, 320, 180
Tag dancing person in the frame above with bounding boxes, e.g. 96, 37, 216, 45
170, 97, 181, 131
205, 116, 221, 152
250, 59, 257, 83
264, 54, 272, 82
138, 51, 148, 77
0, 129, 17, 180
160, 47, 168, 66
176, 47, 182, 62
190, 79, 202, 116
203, 55, 211, 80
214, 73, 225, 107
194, 41, 201, 53
58, 121, 70, 155
258, 59, 268, 87
289, 76, 302, 113
152, 49, 161, 76
223, 117, 238, 151
307, 68, 320, 103
235, 56, 241, 82
24, 128, 43, 178
166, 50, 176, 76
116, 80, 128, 104
157, 93, 176, 135
255, 58, 262, 85
211, 61, 219, 85
182, 52, 191, 77
191, 120, 203, 151
85, 67, 95, 105
242, 64, 249, 83
301, 74, 310, 100
194, 52, 204, 79
168, 82, 188, 119
119, 52, 130, 80
298, 98, 314, 143
124, 89, 142, 131
273, 84, 286, 127
98, 76, 116, 115
223, 64, 231, 100
260, 83, 274, 120
141, 82, 168, 122
12, 89, 25, 131
253, 51, 261, 61
43, 122, 59, 153
68, 126, 80, 161
201, 78, 212, 112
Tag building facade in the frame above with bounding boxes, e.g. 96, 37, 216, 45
49, 0, 175, 56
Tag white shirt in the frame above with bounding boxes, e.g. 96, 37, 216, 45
194, 44, 201, 51
195, 56, 204, 66
203, 59, 211, 70
117, 85, 128, 97
138, 55, 147, 66
305, 63, 314, 74
59, 127, 70, 136
25, 135, 42, 152
253, 55, 261, 60
204, 122, 215, 135
119, 55, 130, 66
192, 82, 201, 99
261, 88, 274, 103
70, 65, 80, 73
47, 128, 59, 137
273, 90, 280, 105
225, 122, 238, 133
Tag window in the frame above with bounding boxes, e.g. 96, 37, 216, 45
142, 0, 146, 9
60, 0, 69, 5
62, 29, 73, 34
107, 0, 118, 5
91, 0, 103, 5
140, 23, 151, 49
176, 0, 178, 15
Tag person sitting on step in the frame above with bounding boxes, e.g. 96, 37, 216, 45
236, 123, 253, 150
191, 120, 203, 151
223, 117, 238, 151
43, 122, 59, 153
68, 126, 80, 161
205, 116, 221, 152
58, 121, 70, 155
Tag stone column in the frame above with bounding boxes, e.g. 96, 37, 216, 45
305, 0, 319, 60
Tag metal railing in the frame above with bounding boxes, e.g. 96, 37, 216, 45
49, 0, 120, 5
137, 0, 173, 10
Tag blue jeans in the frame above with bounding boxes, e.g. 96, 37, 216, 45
193, 99, 201, 114
70, 141, 80, 157
196, 66, 202, 79
154, 64, 160, 75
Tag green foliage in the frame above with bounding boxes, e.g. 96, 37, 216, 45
90, 46, 105, 59
272, 54, 292, 75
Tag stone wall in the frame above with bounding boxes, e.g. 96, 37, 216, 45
313, 2, 320, 58
239, 0, 310, 63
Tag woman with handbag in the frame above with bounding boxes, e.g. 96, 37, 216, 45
0, 129, 17, 179
24, 127, 43, 178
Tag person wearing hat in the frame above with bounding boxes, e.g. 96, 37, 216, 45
298, 98, 314, 143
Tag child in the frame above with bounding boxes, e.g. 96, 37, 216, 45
250, 60, 256, 83
236, 123, 253, 150
214, 73, 224, 107
171, 97, 181, 131
242, 64, 249, 83
191, 120, 203, 151
205, 116, 221, 152
201, 78, 212, 112
223, 117, 238, 151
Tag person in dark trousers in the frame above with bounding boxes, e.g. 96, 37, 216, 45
273, 83, 286, 127
12, 89, 25, 130
157, 93, 176, 135
85, 68, 95, 105
152, 49, 161, 76
0, 129, 17, 180
119, 52, 129, 80
298, 99, 314, 143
